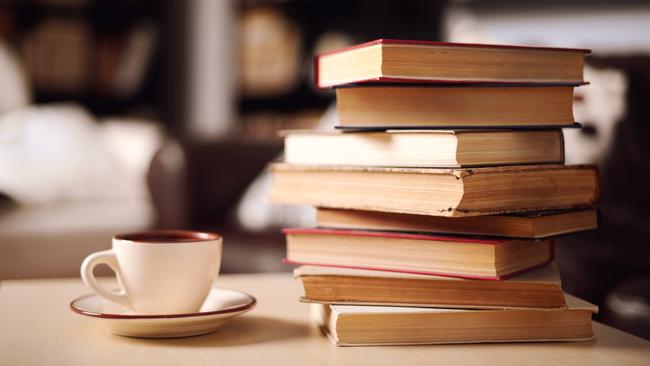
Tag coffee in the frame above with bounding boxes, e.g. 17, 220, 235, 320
115, 231, 218, 243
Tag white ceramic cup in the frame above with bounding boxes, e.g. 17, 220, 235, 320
81, 230, 222, 314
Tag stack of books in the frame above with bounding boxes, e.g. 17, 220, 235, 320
270, 39, 600, 346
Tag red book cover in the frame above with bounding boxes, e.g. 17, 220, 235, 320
314, 39, 591, 89
282, 228, 555, 281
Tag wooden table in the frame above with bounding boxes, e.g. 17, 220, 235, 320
1, 273, 648, 366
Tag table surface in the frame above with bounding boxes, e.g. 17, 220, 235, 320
1, 273, 649, 366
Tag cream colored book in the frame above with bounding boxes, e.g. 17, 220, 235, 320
269, 163, 599, 217
283, 129, 564, 167
314, 293, 597, 346
295, 264, 565, 309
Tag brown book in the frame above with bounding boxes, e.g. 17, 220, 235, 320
316, 208, 598, 239
284, 228, 553, 280
335, 86, 575, 129
315, 39, 589, 88
295, 264, 565, 309
283, 129, 564, 167
315, 293, 597, 346
269, 163, 599, 217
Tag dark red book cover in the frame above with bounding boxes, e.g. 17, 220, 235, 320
282, 228, 555, 281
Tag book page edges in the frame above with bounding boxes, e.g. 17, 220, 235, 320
270, 162, 596, 175
293, 263, 561, 284
330, 335, 595, 347
300, 297, 567, 311
328, 293, 597, 315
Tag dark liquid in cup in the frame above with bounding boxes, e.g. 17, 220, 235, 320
115, 230, 220, 243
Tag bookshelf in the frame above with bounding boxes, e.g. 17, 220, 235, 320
1, 0, 163, 118
235, 0, 443, 141
0, 0, 443, 140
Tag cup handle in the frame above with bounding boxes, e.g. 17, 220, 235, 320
80, 250, 131, 309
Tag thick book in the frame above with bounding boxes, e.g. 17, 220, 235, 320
335, 85, 575, 129
316, 208, 598, 239
269, 163, 599, 217
295, 264, 565, 309
314, 293, 597, 346
283, 129, 564, 167
284, 228, 554, 280
315, 39, 589, 88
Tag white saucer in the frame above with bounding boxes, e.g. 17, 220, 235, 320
70, 288, 256, 338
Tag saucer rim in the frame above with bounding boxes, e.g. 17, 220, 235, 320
70, 288, 256, 319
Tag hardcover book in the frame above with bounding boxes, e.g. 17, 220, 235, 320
284, 228, 554, 280
283, 129, 565, 167
295, 264, 565, 309
269, 163, 599, 217
314, 293, 597, 346
334, 85, 576, 129
316, 208, 598, 239
315, 39, 589, 88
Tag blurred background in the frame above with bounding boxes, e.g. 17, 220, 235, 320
0, 0, 648, 339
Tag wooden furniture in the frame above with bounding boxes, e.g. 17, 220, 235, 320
0, 273, 648, 365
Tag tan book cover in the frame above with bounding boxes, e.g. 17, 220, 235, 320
334, 86, 575, 128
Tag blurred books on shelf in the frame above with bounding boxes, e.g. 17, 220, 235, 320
111, 21, 158, 99
239, 111, 321, 142
20, 17, 156, 97
97, 21, 158, 99
2, 1, 161, 118
239, 7, 302, 97
21, 18, 93, 93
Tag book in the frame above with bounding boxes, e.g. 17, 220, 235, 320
295, 264, 565, 309
335, 85, 575, 129
316, 208, 598, 239
112, 21, 158, 98
269, 163, 599, 217
284, 228, 554, 280
315, 39, 589, 88
314, 293, 597, 346
283, 129, 564, 167
240, 7, 302, 97
22, 18, 92, 93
